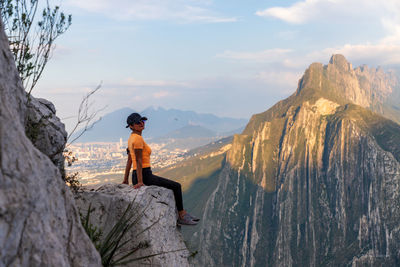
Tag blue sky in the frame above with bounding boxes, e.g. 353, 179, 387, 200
34, 0, 400, 132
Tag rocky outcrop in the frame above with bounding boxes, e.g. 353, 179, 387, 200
296, 54, 400, 123
25, 96, 67, 176
186, 55, 400, 266
0, 21, 101, 266
74, 183, 190, 267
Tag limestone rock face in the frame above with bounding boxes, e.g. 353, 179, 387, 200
25, 96, 67, 176
194, 105, 400, 266
0, 22, 101, 266
185, 55, 400, 266
74, 183, 190, 267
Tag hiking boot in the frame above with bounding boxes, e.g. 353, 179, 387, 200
177, 214, 198, 226
186, 213, 200, 222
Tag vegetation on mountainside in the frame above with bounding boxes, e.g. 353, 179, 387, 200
64, 172, 81, 191
156, 137, 232, 191
175, 164, 223, 258
0, 0, 71, 94
184, 136, 233, 157
328, 104, 400, 161
154, 138, 233, 257
157, 152, 225, 191
238, 99, 400, 193
24, 112, 51, 143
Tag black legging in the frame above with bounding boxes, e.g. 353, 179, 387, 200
132, 167, 184, 211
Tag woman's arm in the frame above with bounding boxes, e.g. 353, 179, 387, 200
122, 153, 132, 184
133, 148, 144, 189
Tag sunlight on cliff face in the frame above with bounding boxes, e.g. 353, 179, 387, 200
312, 98, 340, 115
200, 144, 232, 159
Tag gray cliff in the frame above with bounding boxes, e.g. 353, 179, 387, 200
25, 96, 68, 176
0, 20, 101, 266
74, 183, 190, 267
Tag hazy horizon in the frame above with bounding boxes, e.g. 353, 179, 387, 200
32, 0, 400, 132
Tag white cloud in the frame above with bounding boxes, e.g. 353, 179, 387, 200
66, 0, 237, 23
254, 0, 400, 66
215, 42, 400, 79
52, 45, 73, 59
132, 95, 145, 102
308, 43, 400, 66
216, 49, 292, 62
37, 85, 97, 95
255, 0, 385, 24
256, 1, 313, 24
256, 71, 302, 89
121, 78, 189, 87
152, 90, 173, 98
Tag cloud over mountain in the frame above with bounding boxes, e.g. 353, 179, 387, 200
66, 0, 237, 23
256, 0, 400, 65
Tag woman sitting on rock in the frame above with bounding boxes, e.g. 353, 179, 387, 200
122, 112, 199, 226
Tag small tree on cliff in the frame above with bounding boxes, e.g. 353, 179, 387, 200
0, 0, 71, 94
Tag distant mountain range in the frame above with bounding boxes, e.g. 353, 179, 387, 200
72, 107, 247, 143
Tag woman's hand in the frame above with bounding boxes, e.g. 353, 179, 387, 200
133, 182, 144, 189
122, 179, 129, 185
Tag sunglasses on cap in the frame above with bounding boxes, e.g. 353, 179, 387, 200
134, 119, 146, 124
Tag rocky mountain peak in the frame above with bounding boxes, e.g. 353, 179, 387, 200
227, 55, 400, 194
292, 54, 400, 123
189, 55, 400, 266
328, 54, 353, 71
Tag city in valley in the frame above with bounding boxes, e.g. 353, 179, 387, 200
66, 138, 187, 185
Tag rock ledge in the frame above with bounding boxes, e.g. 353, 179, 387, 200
74, 183, 190, 267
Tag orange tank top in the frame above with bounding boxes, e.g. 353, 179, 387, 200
128, 133, 152, 170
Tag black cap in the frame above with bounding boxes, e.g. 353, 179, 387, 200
126, 113, 148, 128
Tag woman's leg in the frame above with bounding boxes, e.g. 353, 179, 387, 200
131, 171, 138, 185
142, 170, 184, 212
